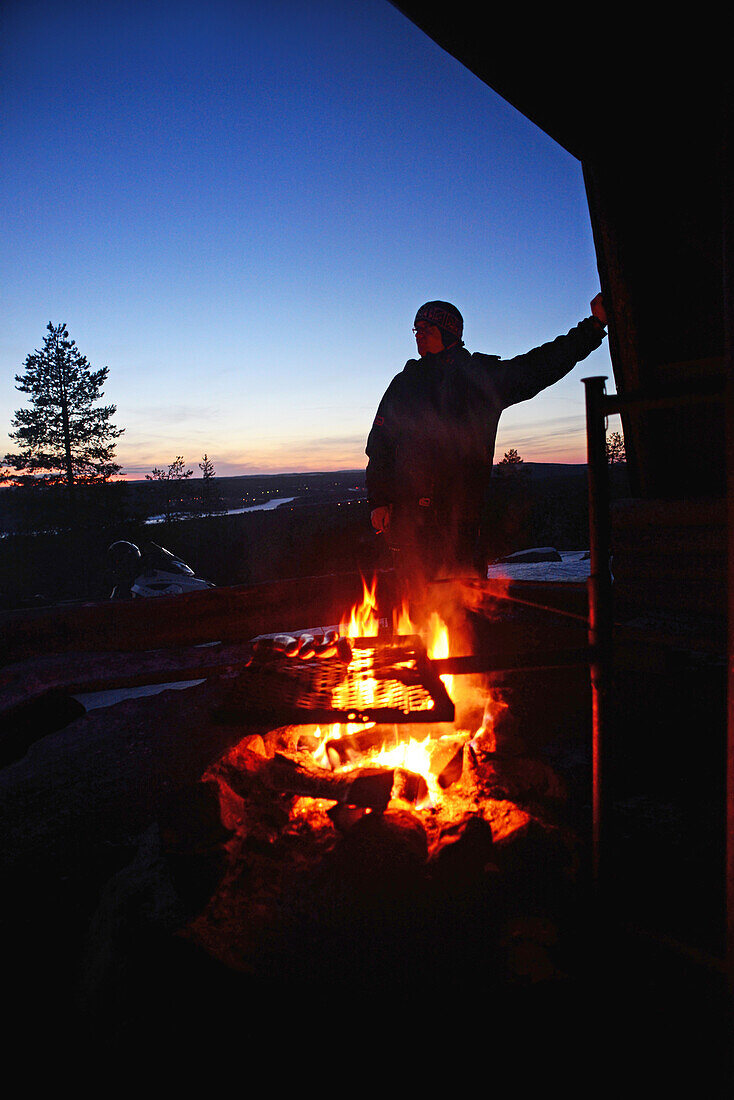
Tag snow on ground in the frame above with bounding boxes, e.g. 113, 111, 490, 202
486, 550, 590, 583
74, 679, 206, 710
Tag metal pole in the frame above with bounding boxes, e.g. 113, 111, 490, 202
583, 376, 613, 894
723, 93, 734, 1002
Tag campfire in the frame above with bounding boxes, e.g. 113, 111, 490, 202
210, 577, 493, 814
183, 576, 577, 992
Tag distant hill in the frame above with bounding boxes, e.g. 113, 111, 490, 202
498, 462, 587, 479
120, 463, 587, 490
123, 469, 366, 487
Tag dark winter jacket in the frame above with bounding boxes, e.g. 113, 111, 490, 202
365, 316, 605, 563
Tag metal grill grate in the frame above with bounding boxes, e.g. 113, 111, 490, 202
212, 635, 455, 726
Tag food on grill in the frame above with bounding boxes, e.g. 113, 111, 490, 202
251, 630, 349, 664
296, 634, 316, 659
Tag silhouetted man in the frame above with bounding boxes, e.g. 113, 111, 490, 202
366, 295, 607, 610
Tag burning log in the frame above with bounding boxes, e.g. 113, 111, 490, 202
437, 743, 465, 789
214, 745, 396, 812
392, 767, 429, 806
413, 730, 471, 789
323, 723, 463, 770
323, 725, 401, 767
325, 767, 430, 829
212, 735, 433, 815
262, 753, 395, 811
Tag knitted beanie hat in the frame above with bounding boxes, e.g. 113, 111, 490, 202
414, 301, 464, 346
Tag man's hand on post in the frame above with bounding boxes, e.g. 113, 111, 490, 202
590, 292, 607, 328
371, 505, 392, 534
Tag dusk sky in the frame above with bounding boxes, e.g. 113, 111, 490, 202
1, 0, 615, 480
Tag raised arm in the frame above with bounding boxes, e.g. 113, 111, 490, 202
486, 296, 607, 409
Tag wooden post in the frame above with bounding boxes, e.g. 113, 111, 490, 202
583, 376, 613, 895
723, 94, 734, 1001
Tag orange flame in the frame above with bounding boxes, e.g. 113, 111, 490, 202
338, 583, 454, 710
392, 599, 414, 636
424, 610, 454, 698
340, 575, 380, 638
317, 578, 459, 805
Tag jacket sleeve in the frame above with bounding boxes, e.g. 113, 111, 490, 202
365, 375, 402, 509
484, 316, 605, 409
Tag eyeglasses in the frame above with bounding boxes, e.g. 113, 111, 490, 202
412, 323, 436, 335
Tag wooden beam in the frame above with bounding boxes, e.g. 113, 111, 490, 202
0, 571, 397, 666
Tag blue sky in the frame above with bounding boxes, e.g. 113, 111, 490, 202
1, 0, 614, 479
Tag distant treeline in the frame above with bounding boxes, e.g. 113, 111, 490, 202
0, 469, 368, 536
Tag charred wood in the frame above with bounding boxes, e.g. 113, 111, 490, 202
437, 743, 465, 789
392, 768, 429, 806
262, 753, 395, 812
214, 747, 396, 812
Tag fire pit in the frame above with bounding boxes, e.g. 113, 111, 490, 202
61, 572, 589, 1046
174, 578, 577, 997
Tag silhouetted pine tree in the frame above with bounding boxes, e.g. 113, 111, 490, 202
4, 322, 124, 487
198, 453, 224, 515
